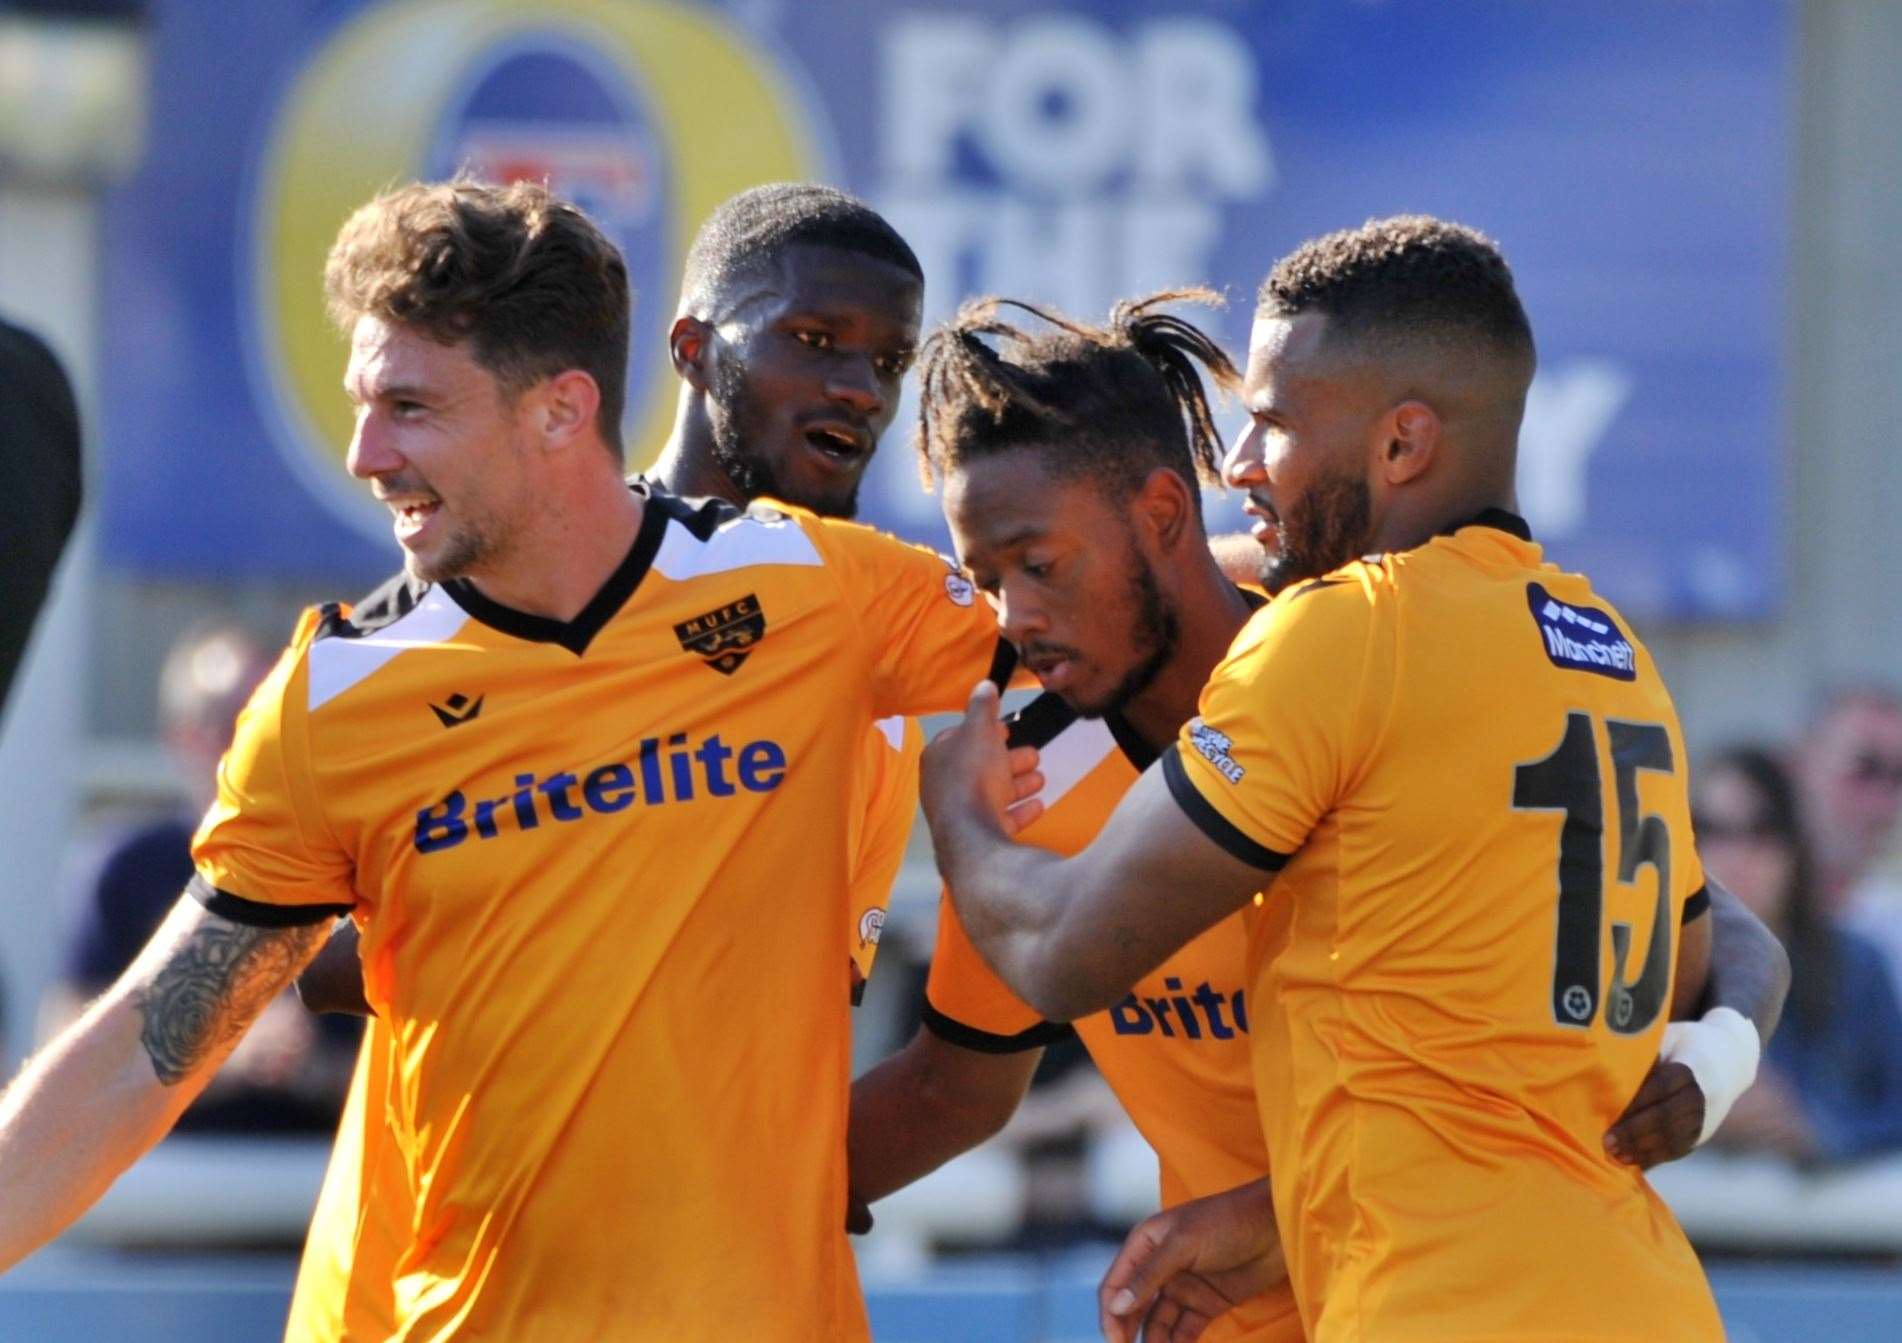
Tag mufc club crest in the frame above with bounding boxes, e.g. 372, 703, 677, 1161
675, 594, 767, 675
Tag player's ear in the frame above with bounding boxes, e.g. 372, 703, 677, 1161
670, 315, 714, 392
1382, 400, 1439, 486
1131, 465, 1196, 553
536, 370, 602, 451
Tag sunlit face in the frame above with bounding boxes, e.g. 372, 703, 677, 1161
1223, 311, 1377, 595
945, 449, 1177, 718
705, 243, 922, 519
1799, 700, 1902, 877
343, 315, 533, 585
1694, 767, 1796, 926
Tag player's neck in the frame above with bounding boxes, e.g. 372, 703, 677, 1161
1376, 482, 1522, 555
459, 462, 644, 623
1116, 552, 1255, 754
650, 398, 745, 507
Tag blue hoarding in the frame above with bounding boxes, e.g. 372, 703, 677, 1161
100, 0, 1789, 621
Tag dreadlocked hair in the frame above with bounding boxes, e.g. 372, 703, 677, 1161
913, 289, 1240, 514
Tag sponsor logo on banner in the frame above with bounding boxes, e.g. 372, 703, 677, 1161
246, 0, 828, 542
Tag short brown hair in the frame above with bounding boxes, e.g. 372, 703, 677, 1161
325, 179, 631, 454
1258, 215, 1535, 369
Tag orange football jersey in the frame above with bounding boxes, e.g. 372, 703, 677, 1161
1165, 512, 1721, 1341
286, 716, 924, 1342
928, 683, 1302, 1343
196, 486, 998, 1340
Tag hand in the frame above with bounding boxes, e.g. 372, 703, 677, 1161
920, 680, 1045, 848
1099, 1178, 1286, 1343
1603, 1059, 1704, 1169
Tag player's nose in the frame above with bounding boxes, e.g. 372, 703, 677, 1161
823, 354, 884, 419
993, 579, 1046, 644
1222, 417, 1266, 489
346, 409, 405, 481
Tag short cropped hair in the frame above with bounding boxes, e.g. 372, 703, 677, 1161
1258, 215, 1535, 368
678, 183, 921, 316
913, 289, 1239, 517
324, 179, 631, 453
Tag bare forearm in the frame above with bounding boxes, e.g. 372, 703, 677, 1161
936, 819, 1097, 1020
0, 994, 203, 1269
0, 898, 327, 1271
922, 690, 1267, 1022
1701, 877, 1790, 1042
849, 1029, 1037, 1202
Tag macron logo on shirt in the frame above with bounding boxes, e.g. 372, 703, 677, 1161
1527, 583, 1636, 681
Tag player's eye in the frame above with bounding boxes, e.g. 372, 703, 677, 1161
1022, 559, 1054, 580
969, 571, 1000, 596
392, 400, 426, 418
875, 350, 913, 378
792, 329, 833, 351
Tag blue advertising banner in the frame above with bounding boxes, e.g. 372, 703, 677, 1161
100, 0, 1789, 620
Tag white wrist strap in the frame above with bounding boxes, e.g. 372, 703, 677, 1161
1659, 1006, 1761, 1145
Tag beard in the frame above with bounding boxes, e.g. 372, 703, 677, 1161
384, 470, 502, 586
1259, 470, 1373, 596
406, 528, 489, 586
1075, 546, 1180, 720
708, 354, 862, 520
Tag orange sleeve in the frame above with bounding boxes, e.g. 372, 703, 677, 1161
923, 891, 1070, 1053
190, 608, 357, 924
1165, 572, 1389, 868
801, 512, 1011, 718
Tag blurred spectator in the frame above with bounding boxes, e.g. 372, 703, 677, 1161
0, 313, 83, 720
40, 622, 357, 1132
1699, 746, 1902, 1164
993, 1037, 1136, 1251
1795, 688, 1902, 967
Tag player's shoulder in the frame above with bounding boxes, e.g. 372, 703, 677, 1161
760, 494, 960, 570
1244, 561, 1384, 644
313, 569, 433, 643
642, 487, 830, 583
299, 569, 474, 717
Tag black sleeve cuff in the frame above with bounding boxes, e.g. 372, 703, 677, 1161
921, 1000, 1072, 1054
1160, 745, 1289, 872
188, 873, 353, 928
1681, 885, 1711, 924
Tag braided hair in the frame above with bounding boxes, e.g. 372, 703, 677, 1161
913, 288, 1240, 514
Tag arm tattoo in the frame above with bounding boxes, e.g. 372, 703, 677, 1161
129, 920, 328, 1085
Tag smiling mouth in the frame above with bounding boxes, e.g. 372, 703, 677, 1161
385, 498, 441, 537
